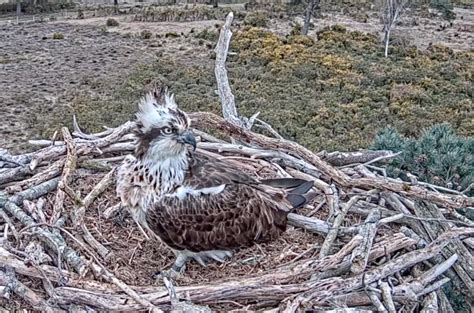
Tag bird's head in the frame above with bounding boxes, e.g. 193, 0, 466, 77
134, 86, 196, 160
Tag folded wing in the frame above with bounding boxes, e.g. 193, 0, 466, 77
145, 153, 315, 252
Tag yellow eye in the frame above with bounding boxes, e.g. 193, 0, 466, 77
162, 127, 173, 135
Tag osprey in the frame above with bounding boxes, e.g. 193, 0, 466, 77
116, 86, 316, 277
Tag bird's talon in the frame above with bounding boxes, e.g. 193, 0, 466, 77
152, 268, 181, 281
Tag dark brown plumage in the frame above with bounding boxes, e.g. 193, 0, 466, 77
145, 153, 297, 253
116, 86, 316, 276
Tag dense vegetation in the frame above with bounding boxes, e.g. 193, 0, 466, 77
44, 19, 472, 154
0, 0, 75, 14
373, 123, 473, 195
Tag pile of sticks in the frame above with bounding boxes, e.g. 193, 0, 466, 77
0, 12, 473, 313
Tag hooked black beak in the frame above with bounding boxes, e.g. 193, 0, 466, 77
179, 131, 197, 151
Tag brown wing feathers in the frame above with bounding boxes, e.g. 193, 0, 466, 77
146, 184, 286, 252
145, 153, 315, 253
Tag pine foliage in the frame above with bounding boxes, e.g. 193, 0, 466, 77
372, 123, 473, 195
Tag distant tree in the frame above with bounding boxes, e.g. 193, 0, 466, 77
382, 0, 408, 57
211, 0, 218, 8
16, 0, 21, 16
302, 0, 319, 36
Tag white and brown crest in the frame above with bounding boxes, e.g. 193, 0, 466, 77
135, 86, 189, 134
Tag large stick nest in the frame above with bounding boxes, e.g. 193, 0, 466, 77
1, 12, 473, 313
0, 111, 473, 312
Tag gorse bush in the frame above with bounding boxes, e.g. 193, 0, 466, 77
372, 124, 473, 195
106, 18, 120, 27
194, 28, 218, 42
0, 0, 75, 14
140, 30, 153, 39
52, 32, 64, 40
243, 11, 269, 27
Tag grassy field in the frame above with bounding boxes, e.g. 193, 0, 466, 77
1, 4, 472, 154
47, 22, 472, 153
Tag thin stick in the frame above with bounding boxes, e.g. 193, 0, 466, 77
254, 118, 283, 139
51, 128, 77, 224
368, 291, 388, 313
4, 200, 87, 275
74, 167, 116, 225
379, 281, 396, 313
319, 196, 361, 258
73, 168, 116, 259
21, 223, 162, 312
350, 208, 381, 274
0, 208, 19, 241
0, 266, 61, 313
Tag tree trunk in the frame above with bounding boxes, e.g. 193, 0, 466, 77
16, 0, 21, 16
16, 0, 21, 24
384, 28, 390, 58
211, 0, 218, 8
302, 0, 318, 36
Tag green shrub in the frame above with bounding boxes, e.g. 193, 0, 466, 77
289, 23, 302, 36
42, 27, 473, 158
106, 18, 120, 27
372, 124, 473, 195
165, 32, 179, 38
77, 8, 84, 19
243, 11, 269, 27
52, 32, 64, 40
140, 30, 152, 39
194, 28, 218, 42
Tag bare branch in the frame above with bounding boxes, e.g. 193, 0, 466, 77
319, 196, 362, 258
0, 266, 61, 313
51, 127, 77, 224
214, 12, 257, 130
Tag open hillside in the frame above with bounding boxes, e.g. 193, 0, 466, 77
0, 4, 473, 153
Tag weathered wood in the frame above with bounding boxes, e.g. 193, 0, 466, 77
319, 150, 398, 167
414, 201, 474, 299
189, 112, 473, 209
214, 12, 257, 130
47, 228, 470, 310
0, 266, 62, 313
287, 213, 330, 235
319, 196, 361, 258
379, 281, 396, 313
5, 201, 88, 275
421, 292, 438, 313
5, 159, 65, 194
302, 0, 319, 35
1, 179, 88, 275
368, 291, 388, 313
51, 127, 77, 224
350, 208, 381, 274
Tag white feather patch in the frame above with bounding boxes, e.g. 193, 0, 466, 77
170, 184, 226, 200
135, 90, 178, 132
175, 249, 233, 266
